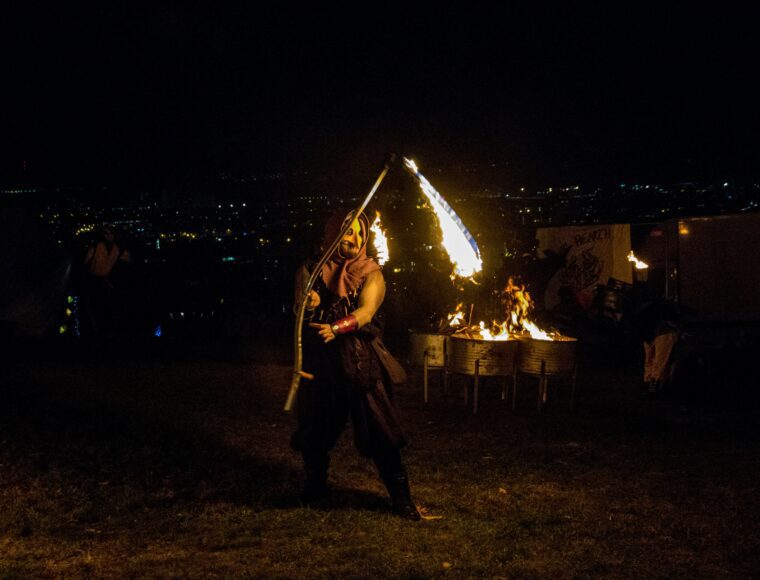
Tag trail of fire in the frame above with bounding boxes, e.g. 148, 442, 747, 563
402, 158, 558, 341
403, 158, 482, 280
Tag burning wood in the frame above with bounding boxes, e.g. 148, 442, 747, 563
435, 278, 560, 342
499, 277, 558, 341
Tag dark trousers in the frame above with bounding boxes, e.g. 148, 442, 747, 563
80, 275, 112, 338
292, 372, 407, 482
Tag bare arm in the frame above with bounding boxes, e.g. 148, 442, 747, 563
352, 269, 385, 328
309, 270, 385, 343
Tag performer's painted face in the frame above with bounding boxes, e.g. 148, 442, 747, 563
339, 216, 364, 259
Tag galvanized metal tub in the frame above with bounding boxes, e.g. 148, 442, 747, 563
446, 334, 518, 376
516, 336, 578, 376
409, 332, 447, 368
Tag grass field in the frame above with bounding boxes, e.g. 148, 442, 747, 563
1, 340, 759, 578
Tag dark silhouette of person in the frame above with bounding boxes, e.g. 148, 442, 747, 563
80, 226, 120, 338
550, 285, 587, 336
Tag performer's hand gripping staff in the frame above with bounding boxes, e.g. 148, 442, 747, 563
284, 154, 396, 412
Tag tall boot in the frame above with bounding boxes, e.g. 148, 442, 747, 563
382, 470, 421, 521
375, 450, 420, 521
300, 453, 330, 505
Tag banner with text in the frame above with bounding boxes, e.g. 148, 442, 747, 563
536, 224, 632, 310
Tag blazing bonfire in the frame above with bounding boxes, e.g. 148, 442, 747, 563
442, 277, 563, 342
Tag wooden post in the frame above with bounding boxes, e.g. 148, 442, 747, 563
538, 360, 546, 412
423, 350, 429, 403
570, 363, 578, 411
512, 370, 518, 411
473, 359, 480, 414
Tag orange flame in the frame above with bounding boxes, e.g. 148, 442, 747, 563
444, 277, 558, 341
370, 211, 390, 266
502, 277, 557, 341
447, 303, 465, 328
404, 158, 482, 280
478, 320, 510, 341
627, 251, 648, 270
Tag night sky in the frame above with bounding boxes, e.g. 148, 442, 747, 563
3, 3, 759, 188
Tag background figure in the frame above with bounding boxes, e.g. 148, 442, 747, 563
633, 299, 681, 394
80, 226, 120, 338
522, 242, 569, 315
549, 285, 586, 336
109, 243, 142, 340
643, 331, 679, 392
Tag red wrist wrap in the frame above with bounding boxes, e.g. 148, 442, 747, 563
331, 315, 358, 335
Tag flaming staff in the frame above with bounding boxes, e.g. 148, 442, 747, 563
403, 158, 482, 279
284, 155, 395, 412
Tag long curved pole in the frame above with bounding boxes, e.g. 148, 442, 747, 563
284, 154, 396, 411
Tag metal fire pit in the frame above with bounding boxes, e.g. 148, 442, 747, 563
446, 334, 519, 414
515, 336, 578, 412
409, 332, 447, 403
409, 332, 447, 367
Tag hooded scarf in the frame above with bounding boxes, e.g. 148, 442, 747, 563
321, 210, 381, 298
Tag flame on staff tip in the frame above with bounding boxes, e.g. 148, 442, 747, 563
404, 158, 482, 279
627, 251, 649, 270
370, 211, 390, 266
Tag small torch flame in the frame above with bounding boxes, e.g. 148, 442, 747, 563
404, 158, 482, 280
627, 251, 648, 270
370, 211, 390, 266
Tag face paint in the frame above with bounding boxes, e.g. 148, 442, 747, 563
338, 216, 364, 259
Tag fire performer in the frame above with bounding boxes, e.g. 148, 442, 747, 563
291, 209, 421, 520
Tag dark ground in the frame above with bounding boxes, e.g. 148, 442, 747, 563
1, 336, 759, 578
